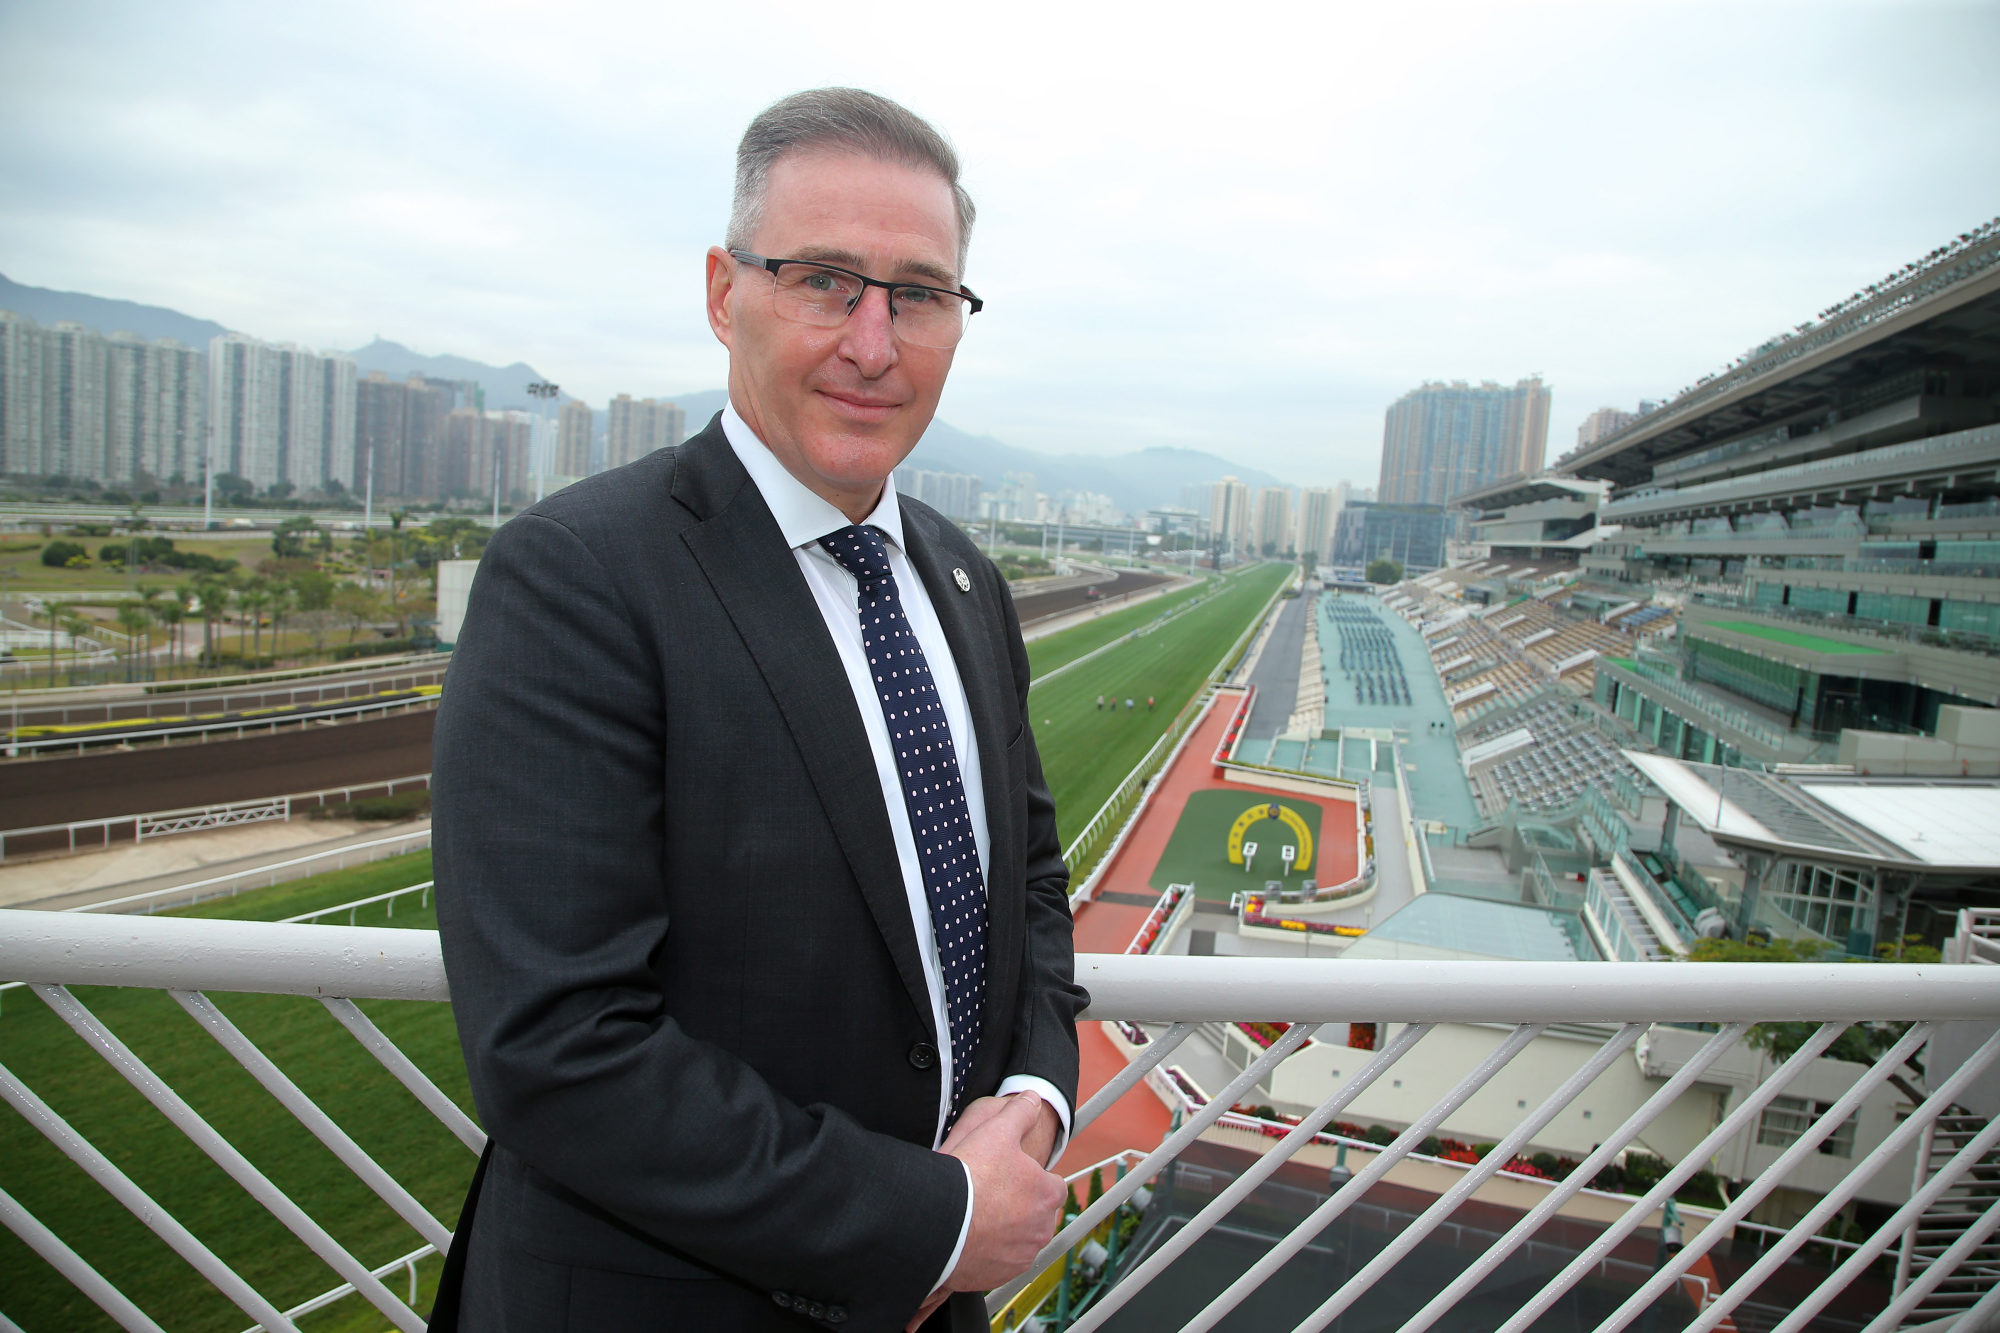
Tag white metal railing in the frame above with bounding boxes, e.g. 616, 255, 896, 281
5, 690, 438, 756
4, 914, 1999, 1331
0, 773, 431, 862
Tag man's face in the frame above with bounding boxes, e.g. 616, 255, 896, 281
707, 150, 962, 520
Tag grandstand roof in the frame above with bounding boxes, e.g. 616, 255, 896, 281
1560, 222, 2000, 488
1451, 472, 1606, 512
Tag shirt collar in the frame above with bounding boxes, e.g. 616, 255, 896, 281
721, 401, 907, 554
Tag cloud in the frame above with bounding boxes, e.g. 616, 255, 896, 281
2, 0, 1995, 488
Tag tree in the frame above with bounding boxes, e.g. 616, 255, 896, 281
40, 540, 85, 568
113, 602, 152, 681
1687, 933, 1943, 1103
272, 515, 320, 560
334, 584, 384, 643
1365, 558, 1404, 585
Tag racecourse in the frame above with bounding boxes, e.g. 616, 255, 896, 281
0, 561, 1291, 1333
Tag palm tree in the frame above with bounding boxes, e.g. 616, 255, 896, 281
113, 602, 152, 682
60, 613, 92, 685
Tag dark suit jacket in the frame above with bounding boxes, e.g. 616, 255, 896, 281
430, 417, 1085, 1333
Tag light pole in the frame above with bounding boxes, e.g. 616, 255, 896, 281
527, 381, 560, 504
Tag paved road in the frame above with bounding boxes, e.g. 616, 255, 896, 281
1013, 569, 1168, 624
0, 712, 435, 829
1241, 591, 1310, 741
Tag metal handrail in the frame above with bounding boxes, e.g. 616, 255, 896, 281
6, 911, 2000, 1333
7, 913, 1997, 1019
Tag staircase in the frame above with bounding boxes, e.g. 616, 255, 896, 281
1900, 1110, 2000, 1324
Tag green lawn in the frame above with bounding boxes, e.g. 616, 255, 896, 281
0, 563, 1291, 1332
1704, 619, 1887, 655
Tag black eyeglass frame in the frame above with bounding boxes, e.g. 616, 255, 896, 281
728, 249, 984, 324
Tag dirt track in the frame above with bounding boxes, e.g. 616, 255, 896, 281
0, 712, 435, 828
1013, 569, 1168, 624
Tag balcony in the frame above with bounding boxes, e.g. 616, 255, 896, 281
5, 910, 2000, 1331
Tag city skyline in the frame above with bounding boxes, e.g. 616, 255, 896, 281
2, 2, 1996, 490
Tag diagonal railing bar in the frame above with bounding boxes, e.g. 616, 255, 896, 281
1299, 1023, 1651, 1333
1183, 1023, 1548, 1333
0, 1184, 166, 1333
1073, 1023, 1195, 1136
238, 1242, 439, 1333
170, 990, 452, 1251
1067, 1021, 1437, 1333
1492, 1021, 1850, 1333
1595, 1022, 1943, 1332
1906, 1268, 2000, 1333
31, 984, 426, 1333
1860, 1192, 2000, 1333
1725, 1030, 2000, 1333
0, 1312, 23, 1333
0, 1061, 301, 1332
1395, 1022, 1755, 1333
320, 997, 485, 1155
985, 1021, 1324, 1314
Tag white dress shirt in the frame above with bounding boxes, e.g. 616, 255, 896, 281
721, 406, 1070, 1291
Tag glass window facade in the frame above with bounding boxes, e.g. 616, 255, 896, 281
1765, 859, 1876, 945
1853, 592, 1930, 626
1688, 639, 1806, 716
1787, 585, 1850, 615
1940, 600, 2000, 639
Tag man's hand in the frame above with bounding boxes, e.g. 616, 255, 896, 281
937, 1094, 1066, 1294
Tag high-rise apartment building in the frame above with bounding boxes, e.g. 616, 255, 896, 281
892, 465, 982, 519
556, 399, 594, 478
442, 408, 533, 504
605, 395, 685, 470
0, 312, 205, 484
356, 372, 456, 498
1575, 400, 1661, 450
1377, 376, 1550, 506
1294, 486, 1342, 564
207, 334, 356, 494
1252, 486, 1293, 556
1209, 476, 1252, 553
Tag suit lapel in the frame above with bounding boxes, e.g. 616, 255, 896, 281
673, 427, 934, 1032
900, 507, 1025, 1068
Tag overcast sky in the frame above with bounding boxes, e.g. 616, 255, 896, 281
3, 0, 1996, 489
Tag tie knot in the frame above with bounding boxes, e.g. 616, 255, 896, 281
820, 524, 893, 586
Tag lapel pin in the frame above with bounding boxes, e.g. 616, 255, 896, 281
953, 568, 972, 592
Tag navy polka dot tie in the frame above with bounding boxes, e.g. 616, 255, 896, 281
820, 524, 986, 1124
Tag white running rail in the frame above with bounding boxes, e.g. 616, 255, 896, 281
3, 915, 1998, 1332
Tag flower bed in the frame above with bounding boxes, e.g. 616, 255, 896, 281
1241, 894, 1367, 937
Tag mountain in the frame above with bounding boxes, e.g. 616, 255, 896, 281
0, 272, 230, 347
348, 338, 565, 414
648, 394, 1284, 513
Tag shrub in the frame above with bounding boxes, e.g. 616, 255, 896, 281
40, 540, 86, 567
1364, 1124, 1397, 1146
312, 791, 431, 822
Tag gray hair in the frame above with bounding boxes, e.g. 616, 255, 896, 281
727, 88, 976, 277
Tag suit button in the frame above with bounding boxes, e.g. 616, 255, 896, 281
908, 1042, 938, 1070
772, 1292, 793, 1310
808, 1302, 826, 1319
827, 1310, 847, 1325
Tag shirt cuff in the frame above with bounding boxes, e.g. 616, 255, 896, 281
931, 1158, 974, 1297
996, 1075, 1073, 1168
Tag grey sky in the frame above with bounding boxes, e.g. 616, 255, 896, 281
3, 0, 1995, 489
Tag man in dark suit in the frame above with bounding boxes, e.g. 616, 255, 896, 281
431, 88, 1085, 1332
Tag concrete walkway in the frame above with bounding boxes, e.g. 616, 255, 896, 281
0, 818, 429, 911
1242, 591, 1310, 743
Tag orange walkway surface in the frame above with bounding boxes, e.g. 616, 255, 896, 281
1060, 687, 1361, 1173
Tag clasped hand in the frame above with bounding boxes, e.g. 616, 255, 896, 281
904, 1093, 1065, 1330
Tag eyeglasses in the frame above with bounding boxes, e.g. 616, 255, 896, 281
729, 249, 982, 350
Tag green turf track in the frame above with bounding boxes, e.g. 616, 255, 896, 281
1028, 563, 1290, 848
0, 563, 1291, 1331
1022, 575, 1212, 678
